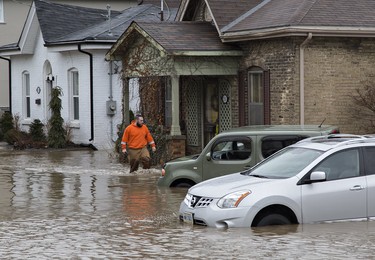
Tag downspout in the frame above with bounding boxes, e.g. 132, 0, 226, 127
0, 56, 12, 114
109, 60, 114, 142
300, 32, 312, 125
78, 44, 94, 142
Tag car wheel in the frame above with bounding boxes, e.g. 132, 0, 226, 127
256, 213, 291, 227
175, 182, 193, 188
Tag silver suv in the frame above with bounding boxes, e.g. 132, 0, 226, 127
179, 134, 375, 228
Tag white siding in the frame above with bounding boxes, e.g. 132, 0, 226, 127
11, 31, 122, 150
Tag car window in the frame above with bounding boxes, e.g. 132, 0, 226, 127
261, 135, 308, 158
313, 149, 360, 181
249, 147, 323, 178
211, 138, 252, 161
364, 147, 375, 175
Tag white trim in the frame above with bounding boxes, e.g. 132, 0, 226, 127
0, 0, 4, 23
221, 26, 375, 42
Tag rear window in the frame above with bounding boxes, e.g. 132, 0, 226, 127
261, 135, 308, 158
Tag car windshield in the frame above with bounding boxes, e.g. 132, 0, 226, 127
247, 147, 323, 179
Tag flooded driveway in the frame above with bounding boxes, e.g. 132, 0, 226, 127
1, 145, 375, 259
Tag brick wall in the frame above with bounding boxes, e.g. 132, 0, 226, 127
239, 38, 300, 125
304, 37, 375, 134
239, 37, 375, 134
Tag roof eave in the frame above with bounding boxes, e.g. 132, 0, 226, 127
221, 26, 375, 42
170, 50, 243, 56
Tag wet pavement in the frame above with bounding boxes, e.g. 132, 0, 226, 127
1, 144, 375, 259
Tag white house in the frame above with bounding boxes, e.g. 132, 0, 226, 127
0, 0, 175, 150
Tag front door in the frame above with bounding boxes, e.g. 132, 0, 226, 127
301, 148, 366, 223
203, 81, 219, 146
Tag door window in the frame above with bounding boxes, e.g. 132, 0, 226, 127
312, 149, 360, 181
364, 147, 375, 175
211, 138, 252, 161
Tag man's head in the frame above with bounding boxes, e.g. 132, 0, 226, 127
135, 114, 144, 127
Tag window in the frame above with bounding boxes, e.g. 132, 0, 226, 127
69, 69, 79, 120
261, 135, 308, 158
364, 147, 375, 175
211, 138, 252, 161
248, 67, 269, 125
23, 71, 30, 118
313, 149, 360, 181
165, 77, 172, 126
0, 0, 4, 23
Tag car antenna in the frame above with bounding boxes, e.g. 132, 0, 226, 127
318, 118, 326, 128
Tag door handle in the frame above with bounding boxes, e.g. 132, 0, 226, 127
350, 185, 364, 191
244, 165, 251, 169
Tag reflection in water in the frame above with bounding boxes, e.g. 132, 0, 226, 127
1, 147, 375, 258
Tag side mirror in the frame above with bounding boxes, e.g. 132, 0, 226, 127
206, 152, 211, 161
310, 171, 326, 182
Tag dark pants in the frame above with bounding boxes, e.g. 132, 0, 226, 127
127, 147, 151, 173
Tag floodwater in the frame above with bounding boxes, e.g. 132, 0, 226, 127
1, 145, 375, 259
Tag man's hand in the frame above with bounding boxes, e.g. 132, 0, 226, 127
152, 147, 156, 152
122, 148, 127, 154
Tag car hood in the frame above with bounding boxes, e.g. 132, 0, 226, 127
189, 172, 273, 198
167, 154, 199, 163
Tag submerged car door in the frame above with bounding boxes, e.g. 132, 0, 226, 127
202, 136, 255, 181
364, 147, 375, 217
301, 148, 367, 223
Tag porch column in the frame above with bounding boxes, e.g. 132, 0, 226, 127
170, 74, 181, 135
123, 77, 130, 125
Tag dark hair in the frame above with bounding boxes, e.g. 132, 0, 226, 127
135, 114, 143, 119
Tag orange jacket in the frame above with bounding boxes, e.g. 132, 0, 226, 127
121, 121, 155, 150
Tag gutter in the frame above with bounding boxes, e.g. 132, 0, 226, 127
300, 33, 313, 125
78, 44, 94, 142
0, 56, 12, 114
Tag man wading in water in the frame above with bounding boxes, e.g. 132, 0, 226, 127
121, 115, 156, 173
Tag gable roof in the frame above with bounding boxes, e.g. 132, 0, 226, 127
0, 0, 179, 53
223, 0, 375, 33
34, 0, 120, 44
180, 0, 375, 42
106, 21, 242, 60
52, 4, 177, 45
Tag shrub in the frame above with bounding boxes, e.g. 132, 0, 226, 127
47, 87, 66, 148
29, 119, 46, 142
0, 112, 14, 141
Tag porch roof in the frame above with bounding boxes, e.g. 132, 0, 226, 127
106, 21, 242, 59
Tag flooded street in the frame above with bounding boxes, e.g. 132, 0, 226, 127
1, 145, 375, 259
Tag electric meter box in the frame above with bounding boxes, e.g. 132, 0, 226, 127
106, 100, 117, 115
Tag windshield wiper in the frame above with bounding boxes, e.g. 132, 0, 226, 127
250, 174, 269, 179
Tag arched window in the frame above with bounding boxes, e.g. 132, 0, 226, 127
68, 68, 79, 120
22, 71, 30, 118
248, 67, 264, 125
238, 66, 270, 126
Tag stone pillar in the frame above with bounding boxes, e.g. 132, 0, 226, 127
167, 135, 186, 159
170, 75, 181, 135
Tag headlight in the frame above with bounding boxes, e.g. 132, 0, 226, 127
217, 190, 251, 208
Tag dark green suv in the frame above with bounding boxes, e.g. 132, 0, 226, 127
157, 125, 339, 187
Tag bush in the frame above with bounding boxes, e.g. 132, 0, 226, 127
0, 112, 14, 141
48, 87, 66, 148
29, 119, 46, 142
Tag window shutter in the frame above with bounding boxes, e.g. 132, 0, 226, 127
263, 69, 270, 125
238, 70, 246, 126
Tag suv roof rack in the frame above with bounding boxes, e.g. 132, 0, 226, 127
297, 134, 375, 147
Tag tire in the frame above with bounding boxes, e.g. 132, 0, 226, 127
175, 182, 193, 188
256, 213, 291, 227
